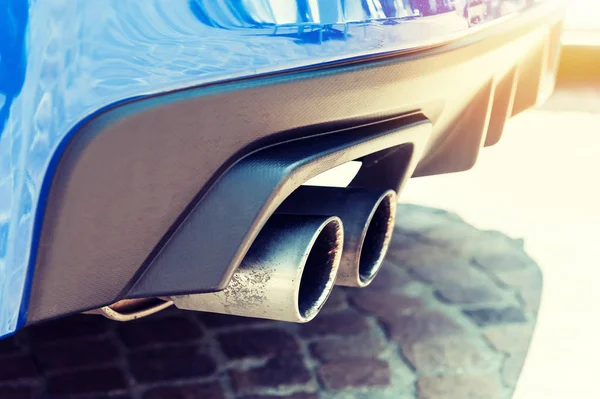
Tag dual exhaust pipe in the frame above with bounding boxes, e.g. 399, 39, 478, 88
171, 187, 396, 323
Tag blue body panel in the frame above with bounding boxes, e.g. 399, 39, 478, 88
0, 0, 548, 337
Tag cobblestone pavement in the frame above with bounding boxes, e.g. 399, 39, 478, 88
0, 204, 542, 399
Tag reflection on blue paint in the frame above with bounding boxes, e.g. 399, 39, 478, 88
0, 0, 29, 338
188, 0, 535, 33
0, 0, 551, 338
0, 1, 27, 135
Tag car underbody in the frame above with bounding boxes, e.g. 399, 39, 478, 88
0, 0, 567, 338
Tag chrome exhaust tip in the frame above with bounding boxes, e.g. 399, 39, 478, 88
278, 187, 396, 288
171, 215, 343, 323
354, 190, 396, 286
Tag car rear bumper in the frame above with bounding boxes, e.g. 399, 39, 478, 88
0, 0, 567, 338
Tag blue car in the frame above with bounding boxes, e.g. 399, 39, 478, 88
0, 0, 567, 339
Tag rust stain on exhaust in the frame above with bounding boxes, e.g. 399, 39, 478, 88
221, 265, 274, 312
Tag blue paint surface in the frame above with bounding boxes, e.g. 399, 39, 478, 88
0, 0, 549, 338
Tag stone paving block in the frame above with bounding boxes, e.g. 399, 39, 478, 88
502, 351, 528, 388
395, 205, 461, 233
29, 315, 110, 345
492, 268, 543, 312
0, 354, 38, 381
417, 374, 504, 399
218, 328, 299, 360
0, 334, 20, 357
34, 337, 119, 372
84, 395, 132, 399
476, 252, 532, 272
493, 267, 542, 292
198, 313, 270, 329
230, 356, 312, 393
416, 221, 483, 248
464, 307, 527, 327
408, 259, 494, 289
45, 367, 128, 396
432, 232, 525, 268
0, 386, 38, 399
389, 229, 423, 251
319, 287, 348, 313
471, 232, 537, 272
128, 346, 216, 383
402, 336, 496, 373
386, 240, 455, 270
409, 259, 508, 305
298, 309, 371, 338
381, 310, 465, 345
519, 288, 543, 313
365, 264, 414, 290
484, 324, 534, 354
241, 394, 318, 399
117, 316, 203, 349
435, 284, 505, 305
309, 334, 387, 362
349, 290, 424, 317
143, 382, 225, 399
317, 358, 390, 390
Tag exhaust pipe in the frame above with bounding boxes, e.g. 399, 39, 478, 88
86, 298, 173, 321
171, 215, 343, 323
278, 187, 396, 287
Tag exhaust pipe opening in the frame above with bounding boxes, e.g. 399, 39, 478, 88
298, 220, 342, 319
358, 191, 395, 284
171, 215, 343, 323
278, 186, 396, 288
